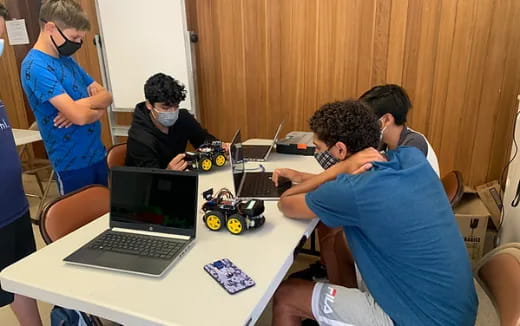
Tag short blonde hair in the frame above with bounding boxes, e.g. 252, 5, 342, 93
40, 0, 90, 31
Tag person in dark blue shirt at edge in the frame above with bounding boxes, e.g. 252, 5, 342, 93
272, 100, 477, 326
0, 4, 43, 325
20, 0, 113, 195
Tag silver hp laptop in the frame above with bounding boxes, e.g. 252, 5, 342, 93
230, 130, 292, 200
241, 122, 284, 161
64, 167, 198, 277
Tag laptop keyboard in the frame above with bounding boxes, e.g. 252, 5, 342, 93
89, 231, 186, 260
242, 174, 277, 196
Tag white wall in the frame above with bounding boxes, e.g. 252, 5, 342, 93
499, 95, 520, 244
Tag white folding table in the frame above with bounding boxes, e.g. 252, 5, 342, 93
1, 143, 322, 326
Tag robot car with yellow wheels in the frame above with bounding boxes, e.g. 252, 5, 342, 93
185, 141, 227, 172
201, 188, 265, 235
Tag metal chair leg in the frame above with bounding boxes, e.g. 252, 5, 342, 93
33, 170, 55, 225
34, 171, 45, 196
299, 228, 321, 257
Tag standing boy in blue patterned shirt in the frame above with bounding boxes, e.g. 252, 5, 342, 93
21, 0, 113, 194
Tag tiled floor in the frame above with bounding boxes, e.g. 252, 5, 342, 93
0, 175, 499, 325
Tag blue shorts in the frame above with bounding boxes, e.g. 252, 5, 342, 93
55, 160, 108, 195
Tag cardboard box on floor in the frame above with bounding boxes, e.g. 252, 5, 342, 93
454, 186, 490, 264
475, 180, 503, 229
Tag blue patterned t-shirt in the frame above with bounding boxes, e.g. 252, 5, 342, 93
21, 49, 105, 172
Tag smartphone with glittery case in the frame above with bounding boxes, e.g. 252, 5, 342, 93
204, 258, 255, 294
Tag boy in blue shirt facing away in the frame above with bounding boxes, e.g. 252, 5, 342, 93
273, 100, 477, 326
0, 4, 43, 325
274, 84, 441, 287
21, 0, 113, 195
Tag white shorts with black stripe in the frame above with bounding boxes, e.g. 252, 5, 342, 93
311, 266, 394, 326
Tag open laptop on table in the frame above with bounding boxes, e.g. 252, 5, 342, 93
64, 166, 198, 277
230, 130, 292, 200
241, 121, 284, 161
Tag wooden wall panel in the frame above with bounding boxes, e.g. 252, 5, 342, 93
385, 0, 408, 85
265, 1, 282, 134
0, 0, 32, 129
285, 0, 319, 134
0, 0, 46, 158
371, 0, 391, 85
5, 0, 40, 132
454, 0, 495, 181
408, 0, 441, 134
427, 0, 457, 158
0, 17, 28, 129
192, 0, 520, 186
467, 0, 514, 184
243, 0, 268, 138
355, 0, 376, 95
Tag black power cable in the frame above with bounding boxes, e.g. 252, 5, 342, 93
498, 108, 520, 230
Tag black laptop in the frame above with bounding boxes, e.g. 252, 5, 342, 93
64, 167, 198, 277
241, 122, 284, 161
230, 130, 292, 200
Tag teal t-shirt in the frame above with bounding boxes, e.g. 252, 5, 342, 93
306, 147, 478, 326
21, 49, 105, 172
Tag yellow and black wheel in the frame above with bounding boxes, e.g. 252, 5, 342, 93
200, 158, 213, 171
204, 211, 224, 231
214, 154, 226, 167
226, 214, 246, 235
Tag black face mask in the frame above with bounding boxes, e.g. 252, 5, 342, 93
51, 25, 82, 57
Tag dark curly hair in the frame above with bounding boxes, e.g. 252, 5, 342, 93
309, 100, 380, 154
359, 84, 411, 125
144, 73, 187, 107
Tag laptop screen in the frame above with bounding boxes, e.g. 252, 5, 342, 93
230, 130, 245, 193
110, 167, 198, 236
270, 121, 284, 147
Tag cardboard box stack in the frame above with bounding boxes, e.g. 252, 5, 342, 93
453, 181, 502, 265
453, 187, 490, 265
475, 180, 503, 229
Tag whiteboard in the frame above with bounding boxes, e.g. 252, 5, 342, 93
95, 0, 195, 112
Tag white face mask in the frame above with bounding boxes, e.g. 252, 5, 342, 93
0, 39, 4, 57
153, 107, 179, 127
